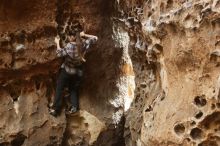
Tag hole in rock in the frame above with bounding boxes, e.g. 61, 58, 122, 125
216, 103, 220, 108
166, 0, 173, 9
190, 128, 203, 140
185, 138, 191, 142
190, 121, 196, 126
145, 105, 153, 112
214, 128, 218, 132
195, 111, 203, 119
153, 44, 163, 53
11, 133, 27, 146
140, 82, 146, 88
174, 123, 185, 135
199, 112, 220, 129
194, 96, 207, 107
211, 103, 216, 110
0, 40, 9, 47
213, 89, 215, 93
4, 63, 9, 68
9, 89, 21, 102
148, 12, 152, 17
0, 142, 10, 146
198, 140, 218, 146
35, 80, 41, 90
27, 59, 33, 64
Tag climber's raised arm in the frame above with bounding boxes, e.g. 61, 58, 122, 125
54, 37, 61, 49
80, 31, 98, 52
80, 31, 98, 41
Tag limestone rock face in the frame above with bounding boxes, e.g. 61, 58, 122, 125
0, 0, 65, 145
0, 0, 220, 146
0, 0, 130, 145
116, 0, 220, 145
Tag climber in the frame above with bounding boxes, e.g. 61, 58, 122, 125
49, 29, 98, 117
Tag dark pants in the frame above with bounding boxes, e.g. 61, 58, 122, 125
53, 68, 82, 112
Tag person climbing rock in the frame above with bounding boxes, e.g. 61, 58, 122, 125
49, 29, 98, 117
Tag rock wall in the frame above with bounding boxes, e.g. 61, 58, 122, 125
0, 0, 133, 145
0, 0, 220, 146
0, 0, 65, 145
115, 0, 220, 145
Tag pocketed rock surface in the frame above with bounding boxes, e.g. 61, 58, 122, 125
0, 0, 220, 146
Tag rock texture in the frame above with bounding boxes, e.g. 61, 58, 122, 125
0, 0, 132, 145
0, 0, 220, 146
115, 0, 220, 146
0, 0, 66, 145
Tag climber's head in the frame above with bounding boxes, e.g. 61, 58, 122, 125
67, 31, 83, 42
67, 21, 84, 42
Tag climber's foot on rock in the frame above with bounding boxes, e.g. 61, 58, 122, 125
49, 108, 59, 117
66, 106, 78, 115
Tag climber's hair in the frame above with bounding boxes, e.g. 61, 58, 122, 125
68, 21, 84, 36
68, 31, 76, 36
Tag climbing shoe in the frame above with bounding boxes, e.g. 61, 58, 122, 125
68, 106, 78, 114
49, 108, 58, 117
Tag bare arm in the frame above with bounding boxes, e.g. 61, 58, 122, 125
54, 37, 61, 49
80, 31, 98, 41
54, 37, 67, 57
